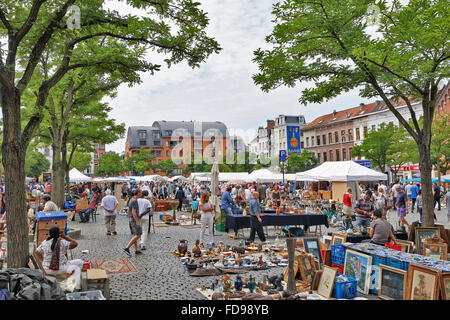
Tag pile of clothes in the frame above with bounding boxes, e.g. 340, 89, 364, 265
0, 268, 65, 300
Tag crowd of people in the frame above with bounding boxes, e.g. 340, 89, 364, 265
0, 177, 448, 288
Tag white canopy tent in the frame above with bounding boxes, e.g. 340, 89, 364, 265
93, 176, 135, 183
245, 169, 283, 183
296, 161, 388, 182
69, 168, 92, 183
169, 175, 188, 182
218, 172, 249, 182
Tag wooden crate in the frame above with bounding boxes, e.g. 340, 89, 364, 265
36, 220, 66, 247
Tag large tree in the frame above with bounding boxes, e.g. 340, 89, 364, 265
25, 150, 50, 178
96, 152, 125, 177
253, 0, 449, 227
0, 0, 220, 267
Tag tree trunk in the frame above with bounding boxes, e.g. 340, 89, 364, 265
1, 92, 29, 268
51, 143, 65, 209
418, 141, 434, 228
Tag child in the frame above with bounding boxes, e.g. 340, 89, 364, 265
326, 203, 338, 221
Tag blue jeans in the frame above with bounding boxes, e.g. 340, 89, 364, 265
411, 197, 416, 212
78, 208, 93, 222
355, 218, 370, 228
223, 207, 233, 216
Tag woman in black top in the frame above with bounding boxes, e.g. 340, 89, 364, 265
271, 184, 281, 207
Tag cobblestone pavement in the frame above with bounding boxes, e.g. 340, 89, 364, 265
67, 205, 448, 300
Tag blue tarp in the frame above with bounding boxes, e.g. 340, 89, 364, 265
401, 178, 438, 183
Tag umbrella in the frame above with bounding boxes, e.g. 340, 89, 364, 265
210, 160, 221, 221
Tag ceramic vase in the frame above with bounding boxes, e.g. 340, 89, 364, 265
178, 239, 188, 255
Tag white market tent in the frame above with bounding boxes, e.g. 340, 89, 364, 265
93, 176, 135, 183
245, 169, 283, 183
296, 161, 387, 182
218, 172, 249, 182
69, 168, 92, 183
169, 175, 188, 182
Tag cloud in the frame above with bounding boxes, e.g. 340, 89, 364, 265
105, 0, 371, 153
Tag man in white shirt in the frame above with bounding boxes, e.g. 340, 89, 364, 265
42, 195, 59, 212
101, 189, 118, 236
244, 186, 251, 202
138, 190, 152, 250
405, 182, 413, 208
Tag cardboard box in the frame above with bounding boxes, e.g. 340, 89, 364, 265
76, 199, 89, 210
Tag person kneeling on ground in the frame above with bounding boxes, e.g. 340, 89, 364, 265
34, 226, 83, 289
369, 210, 398, 246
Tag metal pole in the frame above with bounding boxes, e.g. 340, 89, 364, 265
282, 160, 285, 185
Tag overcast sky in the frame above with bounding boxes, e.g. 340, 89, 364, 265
105, 0, 372, 154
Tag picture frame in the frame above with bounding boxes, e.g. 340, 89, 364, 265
414, 227, 440, 255
378, 264, 408, 300
283, 260, 299, 283
440, 273, 450, 300
331, 233, 347, 246
312, 270, 323, 291
396, 240, 415, 253
423, 242, 448, 260
317, 265, 338, 299
296, 253, 318, 283
343, 249, 372, 295
302, 237, 323, 264
405, 263, 441, 300
321, 235, 332, 249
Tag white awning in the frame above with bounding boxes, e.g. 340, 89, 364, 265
69, 168, 92, 183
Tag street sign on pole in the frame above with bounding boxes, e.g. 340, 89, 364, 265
279, 150, 287, 162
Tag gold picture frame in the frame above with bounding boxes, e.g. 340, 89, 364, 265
296, 253, 318, 283
423, 242, 448, 260
378, 264, 408, 300
331, 232, 347, 246
317, 265, 338, 299
396, 240, 415, 253
405, 263, 441, 300
414, 227, 440, 255
440, 273, 450, 300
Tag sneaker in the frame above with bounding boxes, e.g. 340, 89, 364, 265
123, 248, 131, 256
106, 232, 111, 236
140, 246, 147, 251
135, 250, 143, 255
112, 232, 117, 235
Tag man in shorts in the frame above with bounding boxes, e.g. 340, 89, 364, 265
123, 189, 143, 256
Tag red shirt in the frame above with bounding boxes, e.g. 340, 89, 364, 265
343, 193, 352, 207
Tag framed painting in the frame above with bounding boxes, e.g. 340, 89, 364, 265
414, 227, 440, 255
331, 233, 347, 246
423, 242, 447, 261
317, 266, 338, 299
440, 273, 450, 300
302, 237, 323, 264
321, 235, 332, 249
343, 249, 372, 295
296, 254, 318, 283
396, 240, 415, 253
283, 260, 299, 283
378, 264, 408, 300
405, 263, 441, 300
312, 270, 323, 291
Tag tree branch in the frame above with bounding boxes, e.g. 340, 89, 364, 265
0, 8, 13, 32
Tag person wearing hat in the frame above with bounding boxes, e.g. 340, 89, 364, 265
34, 226, 83, 288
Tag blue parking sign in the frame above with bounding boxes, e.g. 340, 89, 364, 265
279, 150, 287, 162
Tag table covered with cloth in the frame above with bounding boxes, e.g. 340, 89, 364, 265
327, 231, 408, 243
225, 212, 329, 232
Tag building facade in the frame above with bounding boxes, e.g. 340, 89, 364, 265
273, 115, 306, 158
248, 120, 275, 159
125, 121, 230, 175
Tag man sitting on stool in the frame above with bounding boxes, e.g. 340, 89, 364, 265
247, 191, 266, 243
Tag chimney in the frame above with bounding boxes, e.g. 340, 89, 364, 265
333, 110, 337, 116
360, 103, 365, 110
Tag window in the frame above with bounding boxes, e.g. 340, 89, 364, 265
335, 131, 339, 143
323, 152, 327, 162
301, 141, 304, 148
172, 150, 177, 157
152, 150, 161, 158
348, 129, 353, 141
318, 152, 321, 163
329, 150, 333, 161
341, 130, 346, 142
343, 148, 347, 161
165, 130, 173, 136
317, 136, 321, 146
371, 125, 376, 131
306, 137, 309, 147
356, 128, 360, 140
389, 121, 394, 126
363, 126, 368, 137
166, 150, 169, 157
349, 148, 352, 159
328, 133, 332, 144
322, 134, 326, 145
311, 137, 315, 147
138, 130, 147, 140
336, 149, 340, 161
